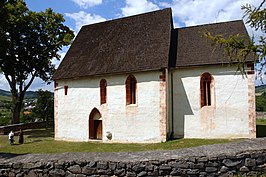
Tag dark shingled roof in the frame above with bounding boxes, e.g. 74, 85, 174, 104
53, 8, 173, 80
53, 8, 253, 80
173, 20, 253, 67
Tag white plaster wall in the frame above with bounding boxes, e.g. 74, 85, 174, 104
54, 71, 162, 143
172, 65, 254, 139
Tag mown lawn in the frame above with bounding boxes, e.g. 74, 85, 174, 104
0, 128, 238, 154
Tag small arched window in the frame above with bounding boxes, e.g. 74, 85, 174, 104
100, 79, 107, 104
200, 73, 212, 107
64, 85, 68, 96
125, 75, 137, 105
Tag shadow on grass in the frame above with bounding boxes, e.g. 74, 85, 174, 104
0, 153, 28, 160
256, 125, 266, 137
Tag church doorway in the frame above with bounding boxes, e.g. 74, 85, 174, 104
89, 108, 102, 140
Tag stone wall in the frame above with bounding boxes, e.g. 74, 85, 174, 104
0, 138, 265, 176
0, 121, 53, 135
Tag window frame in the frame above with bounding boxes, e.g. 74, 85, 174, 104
200, 73, 212, 107
125, 75, 137, 105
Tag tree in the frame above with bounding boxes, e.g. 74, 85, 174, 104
32, 90, 54, 122
204, 0, 265, 75
0, 0, 74, 124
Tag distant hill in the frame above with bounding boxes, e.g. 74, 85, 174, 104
256, 84, 266, 93
0, 89, 37, 99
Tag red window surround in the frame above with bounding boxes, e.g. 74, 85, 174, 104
100, 79, 107, 104
200, 73, 212, 107
125, 75, 137, 105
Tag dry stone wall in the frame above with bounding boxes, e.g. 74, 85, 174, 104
0, 138, 265, 176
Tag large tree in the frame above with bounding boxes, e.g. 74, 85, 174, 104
0, 0, 74, 124
204, 0, 265, 75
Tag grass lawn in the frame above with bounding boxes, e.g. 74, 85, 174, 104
0, 128, 238, 154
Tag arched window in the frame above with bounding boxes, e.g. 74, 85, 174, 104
100, 79, 107, 104
64, 85, 68, 96
200, 73, 212, 107
125, 75, 137, 105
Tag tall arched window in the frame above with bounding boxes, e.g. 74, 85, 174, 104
100, 79, 107, 104
125, 75, 137, 105
200, 73, 212, 107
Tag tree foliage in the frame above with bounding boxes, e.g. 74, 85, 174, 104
0, 0, 74, 123
203, 0, 266, 75
31, 90, 54, 122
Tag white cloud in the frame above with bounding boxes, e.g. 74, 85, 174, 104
0, 74, 10, 91
121, 0, 159, 16
167, 0, 262, 28
65, 11, 106, 33
71, 0, 102, 9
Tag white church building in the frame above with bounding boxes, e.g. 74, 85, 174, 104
53, 8, 256, 143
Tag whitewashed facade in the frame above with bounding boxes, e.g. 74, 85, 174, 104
53, 8, 256, 143
54, 71, 167, 143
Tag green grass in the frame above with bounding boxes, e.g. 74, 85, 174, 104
257, 119, 266, 125
0, 128, 237, 154
0, 95, 11, 101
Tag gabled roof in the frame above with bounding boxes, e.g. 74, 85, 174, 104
53, 8, 253, 81
53, 8, 173, 80
173, 20, 253, 67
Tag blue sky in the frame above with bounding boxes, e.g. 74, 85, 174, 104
0, 0, 263, 91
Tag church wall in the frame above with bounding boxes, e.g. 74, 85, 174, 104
172, 64, 256, 139
54, 70, 165, 143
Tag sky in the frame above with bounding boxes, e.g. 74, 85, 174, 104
0, 0, 264, 91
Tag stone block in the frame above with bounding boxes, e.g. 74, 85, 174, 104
67, 165, 81, 174
245, 158, 256, 167
159, 164, 171, 170
222, 159, 242, 167
26, 171, 37, 177
49, 169, 65, 177
219, 166, 229, 173
256, 155, 266, 165
97, 162, 108, 170
65, 171, 75, 177
240, 166, 250, 172
109, 162, 117, 170
82, 166, 96, 175
126, 171, 136, 177
170, 162, 188, 168
23, 163, 35, 169
206, 161, 220, 167
88, 161, 96, 168
187, 169, 200, 175
205, 167, 217, 173
117, 162, 126, 169
194, 162, 204, 169
114, 169, 125, 176
137, 171, 147, 176
132, 164, 145, 172
13, 162, 23, 169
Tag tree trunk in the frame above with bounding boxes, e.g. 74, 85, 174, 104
11, 91, 25, 124
11, 102, 21, 124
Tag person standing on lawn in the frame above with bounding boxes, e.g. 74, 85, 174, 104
18, 129, 24, 144
8, 131, 14, 145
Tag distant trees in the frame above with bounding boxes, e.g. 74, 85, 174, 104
0, 0, 74, 124
204, 0, 265, 75
31, 90, 54, 122
256, 92, 266, 111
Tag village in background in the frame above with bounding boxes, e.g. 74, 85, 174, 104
0, 89, 53, 126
